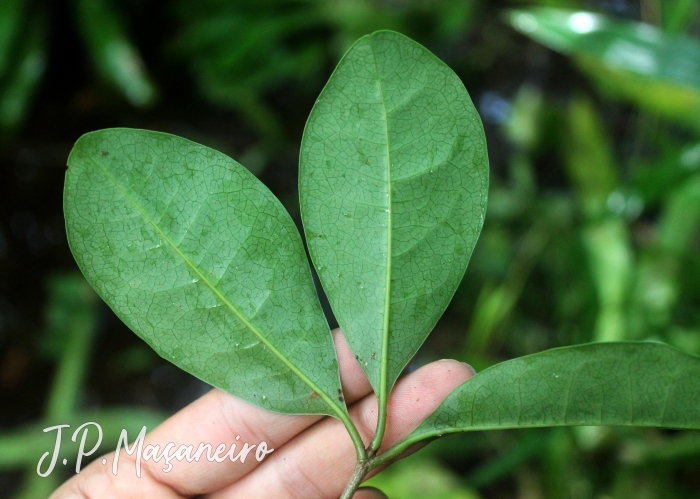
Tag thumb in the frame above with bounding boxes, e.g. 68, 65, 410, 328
353, 486, 389, 499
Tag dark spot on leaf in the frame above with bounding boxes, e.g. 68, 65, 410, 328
99, 151, 109, 156
306, 391, 320, 400
371, 352, 376, 360
339, 396, 344, 403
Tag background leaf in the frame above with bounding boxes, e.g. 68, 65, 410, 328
64, 128, 345, 416
412, 342, 700, 439
0, 9, 47, 132
299, 30, 488, 395
562, 97, 633, 343
0, 0, 25, 82
75, 0, 156, 107
507, 7, 700, 131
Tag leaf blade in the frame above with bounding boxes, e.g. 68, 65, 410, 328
299, 30, 488, 397
414, 342, 700, 437
65, 128, 345, 416
507, 8, 700, 130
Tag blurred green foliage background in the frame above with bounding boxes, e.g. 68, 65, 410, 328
1, 0, 700, 497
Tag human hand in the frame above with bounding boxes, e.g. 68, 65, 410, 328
50, 329, 473, 498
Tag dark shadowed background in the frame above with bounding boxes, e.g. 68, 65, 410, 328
2, 0, 700, 497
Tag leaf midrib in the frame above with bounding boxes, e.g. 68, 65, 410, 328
370, 40, 392, 399
83, 153, 344, 416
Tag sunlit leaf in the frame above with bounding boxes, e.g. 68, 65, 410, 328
508, 8, 700, 130
299, 30, 488, 397
64, 128, 347, 416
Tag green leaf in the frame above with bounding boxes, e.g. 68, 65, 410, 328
75, 0, 156, 106
562, 98, 633, 342
662, 0, 699, 34
0, 11, 47, 131
299, 30, 488, 399
414, 342, 700, 437
507, 8, 700, 130
364, 453, 481, 499
64, 128, 346, 417
0, 0, 25, 81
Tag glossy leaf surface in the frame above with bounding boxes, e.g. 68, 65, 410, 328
413, 342, 700, 439
64, 129, 346, 416
299, 30, 488, 394
508, 8, 700, 129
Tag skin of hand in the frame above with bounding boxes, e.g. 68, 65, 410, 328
50, 329, 474, 499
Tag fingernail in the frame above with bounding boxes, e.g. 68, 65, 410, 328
462, 362, 477, 376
